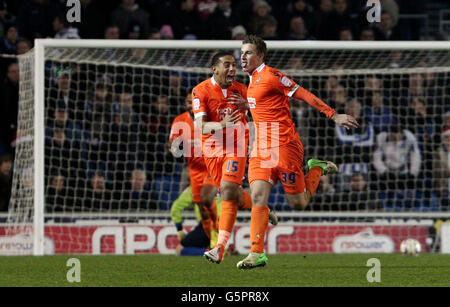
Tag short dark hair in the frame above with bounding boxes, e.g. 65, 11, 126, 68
0, 153, 12, 165
242, 35, 267, 60
210, 51, 235, 68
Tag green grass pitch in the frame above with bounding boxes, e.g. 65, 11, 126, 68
1, 254, 450, 287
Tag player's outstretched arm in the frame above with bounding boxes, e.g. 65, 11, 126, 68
292, 86, 359, 129
331, 113, 359, 130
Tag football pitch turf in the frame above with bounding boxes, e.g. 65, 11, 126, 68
1, 254, 450, 287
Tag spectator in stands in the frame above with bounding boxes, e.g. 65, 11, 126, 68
0, 23, 19, 54
148, 95, 170, 134
380, 0, 399, 28
104, 25, 120, 39
231, 24, 246, 39
113, 92, 139, 123
16, 38, 31, 54
45, 128, 69, 177
334, 99, 375, 190
160, 24, 174, 39
108, 91, 142, 180
46, 171, 66, 212
359, 27, 375, 41
328, 84, 348, 113
285, 16, 313, 40
359, 75, 384, 107
406, 97, 435, 188
407, 97, 435, 148
127, 22, 142, 39
0, 153, 12, 212
16, 0, 60, 40
231, 25, 246, 62
45, 117, 86, 190
53, 14, 80, 39
84, 171, 112, 211
196, 0, 218, 22
433, 127, 450, 210
110, 0, 150, 39
408, 72, 425, 97
165, 71, 187, 114
373, 124, 421, 210
312, 0, 333, 39
443, 111, 450, 129
147, 27, 162, 39
285, 54, 304, 70
84, 81, 113, 128
0, 1, 15, 39
167, 0, 202, 39
146, 94, 173, 177
387, 50, 403, 68
363, 89, 397, 134
318, 0, 352, 40
207, 0, 241, 39
0, 62, 19, 154
46, 102, 84, 150
337, 172, 381, 211
284, 0, 314, 34
247, 0, 275, 36
47, 68, 82, 121
339, 27, 353, 40
120, 168, 154, 210
260, 16, 279, 40
417, 62, 447, 116
374, 11, 402, 40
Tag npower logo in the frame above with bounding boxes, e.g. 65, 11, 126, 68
0, 234, 55, 255
332, 228, 394, 253
90, 225, 294, 255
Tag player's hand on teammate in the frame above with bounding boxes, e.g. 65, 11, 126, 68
331, 113, 359, 130
228, 92, 249, 110
220, 110, 241, 128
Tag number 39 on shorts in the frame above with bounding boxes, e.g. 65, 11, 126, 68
281, 172, 296, 185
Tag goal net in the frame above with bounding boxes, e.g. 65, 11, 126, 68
2, 40, 450, 255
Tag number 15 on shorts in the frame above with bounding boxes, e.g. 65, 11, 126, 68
227, 161, 239, 173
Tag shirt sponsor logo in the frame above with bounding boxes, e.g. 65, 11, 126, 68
280, 76, 292, 87
248, 97, 256, 109
193, 98, 200, 110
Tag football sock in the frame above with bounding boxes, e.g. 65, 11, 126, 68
217, 200, 238, 248
305, 167, 322, 197
203, 200, 218, 230
201, 219, 211, 239
239, 190, 252, 209
250, 205, 269, 253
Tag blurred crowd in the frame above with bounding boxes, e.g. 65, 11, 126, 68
0, 0, 449, 213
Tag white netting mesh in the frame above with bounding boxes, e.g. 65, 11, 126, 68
7, 52, 34, 229
4, 42, 450, 254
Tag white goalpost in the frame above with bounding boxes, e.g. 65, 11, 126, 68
3, 39, 450, 255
